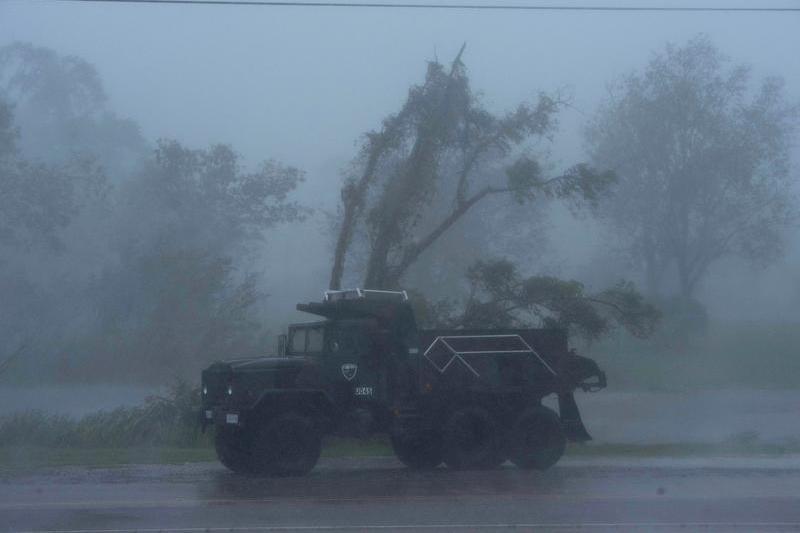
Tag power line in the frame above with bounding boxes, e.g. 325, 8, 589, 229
46, 0, 800, 12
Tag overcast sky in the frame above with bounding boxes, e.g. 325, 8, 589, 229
2, 0, 799, 320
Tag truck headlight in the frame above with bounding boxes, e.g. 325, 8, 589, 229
227, 384, 233, 396
202, 385, 208, 396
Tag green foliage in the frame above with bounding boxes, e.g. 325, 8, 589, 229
0, 98, 16, 157
331, 50, 613, 290
0, 42, 147, 173
549, 164, 616, 206
143, 140, 306, 248
0, 381, 206, 448
587, 35, 798, 299
0, 43, 309, 385
451, 259, 659, 340
69, 139, 308, 380
505, 157, 543, 203
82, 245, 263, 380
0, 97, 107, 251
407, 288, 459, 329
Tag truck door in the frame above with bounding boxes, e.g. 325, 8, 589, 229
325, 322, 387, 407
323, 324, 358, 408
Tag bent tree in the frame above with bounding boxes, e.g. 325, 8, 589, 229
329, 49, 658, 337
330, 48, 613, 291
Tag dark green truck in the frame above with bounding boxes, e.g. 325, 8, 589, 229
201, 289, 605, 475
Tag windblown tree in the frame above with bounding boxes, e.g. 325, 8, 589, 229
453, 259, 658, 340
330, 50, 658, 338
587, 36, 798, 301
84, 140, 306, 380
331, 48, 613, 291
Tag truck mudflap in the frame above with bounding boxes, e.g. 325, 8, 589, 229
558, 392, 593, 442
557, 352, 607, 442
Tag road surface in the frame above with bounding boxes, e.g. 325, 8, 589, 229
2, 456, 800, 532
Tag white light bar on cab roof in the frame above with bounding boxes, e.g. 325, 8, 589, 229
324, 288, 408, 302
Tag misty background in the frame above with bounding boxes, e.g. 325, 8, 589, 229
1, 0, 799, 402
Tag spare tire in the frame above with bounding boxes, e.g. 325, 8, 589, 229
509, 405, 566, 470
442, 407, 501, 470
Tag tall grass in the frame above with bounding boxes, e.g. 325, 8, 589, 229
0, 381, 209, 448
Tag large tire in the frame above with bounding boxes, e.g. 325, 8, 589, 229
509, 406, 566, 471
214, 427, 254, 474
390, 430, 443, 470
251, 412, 322, 476
442, 407, 502, 470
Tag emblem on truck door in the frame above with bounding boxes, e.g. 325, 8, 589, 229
341, 363, 358, 381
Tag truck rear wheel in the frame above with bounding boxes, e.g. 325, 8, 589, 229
390, 430, 443, 469
214, 427, 254, 474
442, 407, 502, 470
252, 413, 322, 476
509, 406, 566, 470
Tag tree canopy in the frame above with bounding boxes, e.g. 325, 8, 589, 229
587, 35, 798, 300
330, 48, 614, 291
0, 97, 105, 251
0, 42, 147, 175
330, 50, 657, 340
427, 259, 659, 341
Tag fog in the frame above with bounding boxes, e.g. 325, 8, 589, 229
1, 0, 799, 391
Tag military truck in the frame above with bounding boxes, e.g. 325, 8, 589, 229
200, 289, 606, 476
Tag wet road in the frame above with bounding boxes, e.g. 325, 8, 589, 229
2, 456, 800, 532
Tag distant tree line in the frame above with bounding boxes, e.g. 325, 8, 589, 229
0, 43, 303, 382
587, 35, 798, 336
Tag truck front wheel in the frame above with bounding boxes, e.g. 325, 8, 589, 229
442, 407, 502, 470
509, 406, 566, 470
390, 430, 443, 469
251, 413, 322, 476
214, 427, 255, 474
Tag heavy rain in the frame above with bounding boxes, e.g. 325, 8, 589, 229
1, 0, 799, 531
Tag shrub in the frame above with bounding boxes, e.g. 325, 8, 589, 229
0, 380, 208, 448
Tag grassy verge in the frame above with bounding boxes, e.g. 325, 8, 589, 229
566, 441, 800, 458
0, 437, 394, 472
0, 446, 216, 471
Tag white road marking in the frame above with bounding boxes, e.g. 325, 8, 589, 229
2, 494, 798, 510
15, 522, 800, 532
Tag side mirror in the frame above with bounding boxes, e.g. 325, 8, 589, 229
277, 334, 287, 356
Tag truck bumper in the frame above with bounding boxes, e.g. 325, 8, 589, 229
200, 407, 244, 431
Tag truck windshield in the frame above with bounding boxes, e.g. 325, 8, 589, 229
307, 328, 324, 352
289, 327, 324, 354
290, 329, 306, 354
